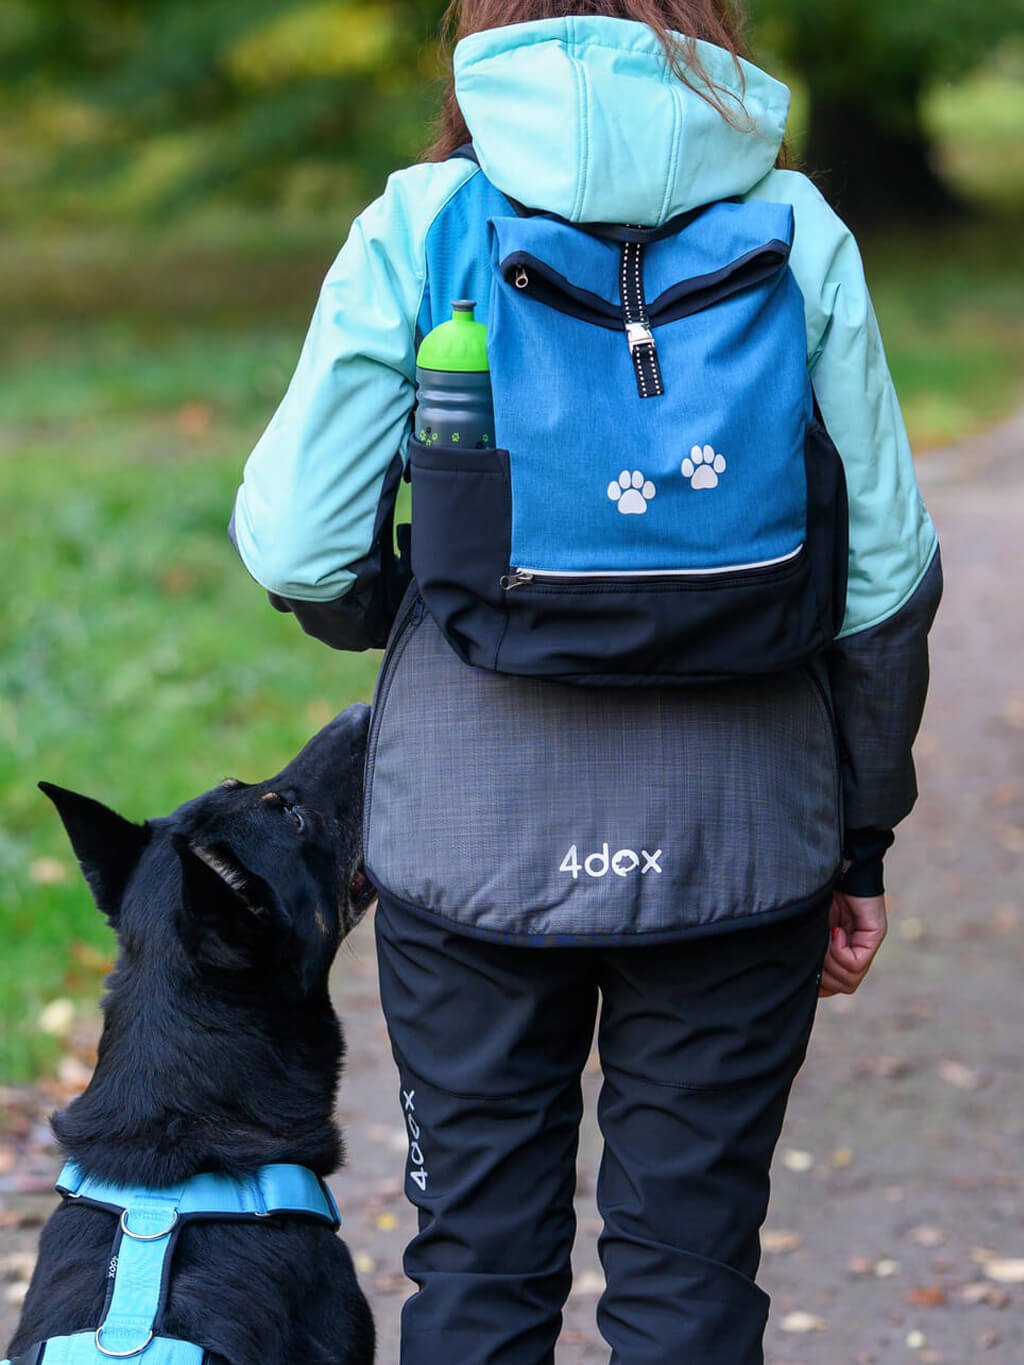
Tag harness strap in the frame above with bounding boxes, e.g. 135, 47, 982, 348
56, 1161, 340, 1226
3, 1334, 204, 1363
1, 1163, 341, 1363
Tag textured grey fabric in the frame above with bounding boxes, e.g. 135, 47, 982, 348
364, 599, 842, 939
827, 548, 943, 832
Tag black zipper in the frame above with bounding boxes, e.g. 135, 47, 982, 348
504, 239, 790, 337
500, 547, 806, 593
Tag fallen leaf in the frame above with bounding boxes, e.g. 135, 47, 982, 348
908, 1226, 947, 1248
780, 1311, 827, 1334
375, 1212, 398, 1231
979, 1258, 1024, 1284
29, 857, 69, 885
573, 1270, 605, 1297
874, 1056, 912, 1080
906, 1330, 928, 1350
353, 1251, 376, 1274
961, 1283, 992, 1304
160, 567, 198, 596
56, 1055, 92, 1091
176, 402, 213, 437
961, 1283, 1010, 1308
761, 1230, 802, 1254
832, 1146, 854, 1168
899, 918, 926, 942
37, 999, 74, 1037
937, 1060, 981, 1091
992, 905, 1019, 934
875, 1258, 901, 1278
906, 1286, 947, 1308
781, 1148, 814, 1173
372, 1273, 410, 1295
0, 1252, 36, 1281
70, 941, 114, 972
0, 1210, 45, 1231
848, 1256, 874, 1276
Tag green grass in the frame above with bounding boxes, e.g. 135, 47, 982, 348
0, 396, 380, 1080
2, 127, 1023, 1078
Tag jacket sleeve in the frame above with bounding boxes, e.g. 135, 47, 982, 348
230, 159, 477, 649
756, 171, 942, 893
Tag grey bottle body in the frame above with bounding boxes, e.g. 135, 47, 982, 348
414, 367, 496, 450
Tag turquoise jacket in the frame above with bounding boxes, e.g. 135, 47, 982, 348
233, 17, 941, 890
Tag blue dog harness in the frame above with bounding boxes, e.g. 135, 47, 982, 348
3, 1161, 341, 1364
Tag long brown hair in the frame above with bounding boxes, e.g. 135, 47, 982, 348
425, 0, 756, 162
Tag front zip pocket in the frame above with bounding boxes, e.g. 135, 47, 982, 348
500, 546, 805, 592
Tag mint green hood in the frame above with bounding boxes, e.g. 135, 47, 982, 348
454, 16, 790, 226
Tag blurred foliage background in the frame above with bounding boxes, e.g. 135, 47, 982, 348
1, 1, 1023, 1079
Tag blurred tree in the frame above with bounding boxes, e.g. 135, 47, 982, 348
3, 0, 1020, 223
755, 0, 1024, 222
0, 0, 449, 211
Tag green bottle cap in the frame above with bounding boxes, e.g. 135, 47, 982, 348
416, 299, 489, 373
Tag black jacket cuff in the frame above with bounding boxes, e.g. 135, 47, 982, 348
837, 826, 895, 898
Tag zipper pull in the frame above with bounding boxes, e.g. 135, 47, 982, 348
514, 268, 529, 290
500, 570, 534, 590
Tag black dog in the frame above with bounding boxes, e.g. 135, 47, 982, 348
7, 705, 376, 1364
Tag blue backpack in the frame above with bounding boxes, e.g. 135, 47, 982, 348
408, 153, 848, 686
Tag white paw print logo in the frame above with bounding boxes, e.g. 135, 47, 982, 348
608, 469, 656, 515
682, 444, 727, 490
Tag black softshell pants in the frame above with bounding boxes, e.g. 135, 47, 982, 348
375, 892, 829, 1365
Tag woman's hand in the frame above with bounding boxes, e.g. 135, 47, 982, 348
819, 892, 888, 997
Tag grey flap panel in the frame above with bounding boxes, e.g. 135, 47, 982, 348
365, 601, 841, 939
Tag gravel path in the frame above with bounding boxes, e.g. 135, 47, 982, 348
3, 414, 1022, 1362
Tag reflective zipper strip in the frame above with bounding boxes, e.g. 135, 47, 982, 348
620, 240, 664, 400
513, 545, 804, 579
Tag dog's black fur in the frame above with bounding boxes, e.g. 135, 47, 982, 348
7, 705, 376, 1364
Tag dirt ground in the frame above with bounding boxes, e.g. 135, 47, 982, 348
2, 414, 1022, 1362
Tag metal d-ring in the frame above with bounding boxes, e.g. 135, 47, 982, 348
119, 1207, 179, 1240
95, 1326, 154, 1358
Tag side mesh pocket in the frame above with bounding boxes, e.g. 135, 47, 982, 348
408, 439, 511, 668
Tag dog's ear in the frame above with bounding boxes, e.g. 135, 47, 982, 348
38, 782, 150, 923
171, 835, 278, 939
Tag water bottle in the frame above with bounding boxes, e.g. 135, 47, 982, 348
414, 300, 495, 450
